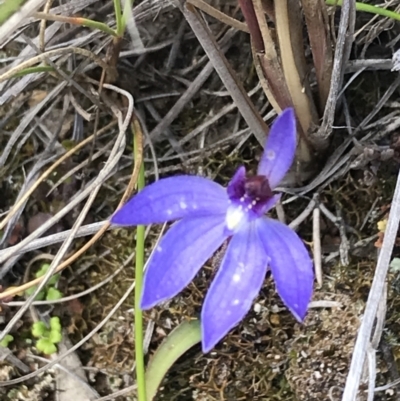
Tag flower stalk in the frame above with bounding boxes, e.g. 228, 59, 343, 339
133, 122, 147, 401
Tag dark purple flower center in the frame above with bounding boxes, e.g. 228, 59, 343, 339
244, 175, 273, 202
225, 167, 278, 231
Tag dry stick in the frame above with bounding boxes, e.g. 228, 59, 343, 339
364, 285, 387, 401
186, 0, 249, 33
319, 0, 355, 141
288, 194, 318, 230
39, 0, 55, 52
313, 207, 323, 287
341, 169, 400, 400
181, 1, 268, 146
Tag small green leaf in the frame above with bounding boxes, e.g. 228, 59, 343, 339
61, 139, 77, 151
50, 316, 62, 332
35, 291, 46, 301
48, 274, 60, 286
36, 338, 57, 354
25, 286, 37, 296
390, 258, 400, 273
32, 321, 47, 338
25, 287, 46, 300
0, 334, 14, 348
46, 287, 63, 301
49, 330, 62, 344
36, 263, 50, 278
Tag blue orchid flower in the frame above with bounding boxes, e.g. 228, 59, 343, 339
111, 108, 314, 352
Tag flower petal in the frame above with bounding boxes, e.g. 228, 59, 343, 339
201, 222, 269, 352
141, 215, 228, 309
257, 108, 296, 188
111, 176, 229, 225
227, 166, 246, 199
257, 218, 313, 321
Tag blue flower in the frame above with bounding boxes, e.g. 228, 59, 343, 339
111, 108, 314, 352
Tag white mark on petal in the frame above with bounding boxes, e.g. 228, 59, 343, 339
232, 274, 241, 282
233, 299, 240, 306
225, 205, 245, 231
266, 150, 275, 160
167, 209, 172, 215
179, 201, 187, 209
157, 246, 163, 252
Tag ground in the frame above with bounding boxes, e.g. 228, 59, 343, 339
1, 0, 400, 400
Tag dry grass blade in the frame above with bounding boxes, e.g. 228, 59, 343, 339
319, 0, 355, 141
275, 0, 318, 135
181, 1, 269, 145
341, 169, 400, 400
251, 0, 293, 111
301, 0, 333, 111
187, 0, 249, 33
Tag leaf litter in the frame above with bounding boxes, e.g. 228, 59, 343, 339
1, 0, 400, 400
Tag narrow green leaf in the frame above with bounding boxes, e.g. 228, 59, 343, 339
145, 320, 201, 401
0, 0, 26, 26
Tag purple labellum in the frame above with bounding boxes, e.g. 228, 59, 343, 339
244, 175, 273, 201
111, 108, 314, 353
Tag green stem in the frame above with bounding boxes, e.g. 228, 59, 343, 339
12, 65, 55, 78
113, 0, 124, 36
34, 12, 118, 37
326, 0, 400, 21
134, 128, 147, 401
